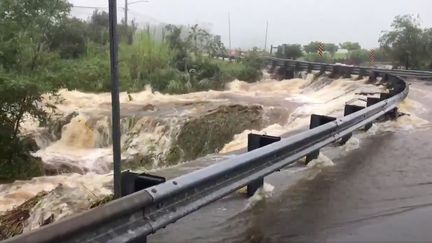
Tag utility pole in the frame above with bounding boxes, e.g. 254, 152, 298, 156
264, 21, 269, 51
108, 0, 122, 198
228, 12, 232, 51
124, 0, 148, 28
125, 0, 128, 27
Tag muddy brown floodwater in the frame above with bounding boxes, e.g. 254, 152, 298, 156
2, 75, 429, 242
149, 79, 432, 243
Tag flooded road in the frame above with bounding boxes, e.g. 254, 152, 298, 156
149, 79, 432, 242
1, 75, 429, 241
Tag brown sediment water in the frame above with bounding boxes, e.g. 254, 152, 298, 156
5, 74, 427, 241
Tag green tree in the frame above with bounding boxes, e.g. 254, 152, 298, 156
422, 28, 432, 68
87, 10, 110, 45
276, 44, 303, 59
303, 41, 321, 53
379, 15, 426, 69
0, 0, 69, 179
372, 47, 391, 63
165, 24, 189, 70
339, 42, 361, 51
304, 53, 332, 63
0, 0, 71, 71
347, 49, 369, 65
324, 43, 339, 57
207, 35, 226, 57
48, 17, 87, 59
187, 24, 210, 55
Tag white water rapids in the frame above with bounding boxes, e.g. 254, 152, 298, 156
1, 74, 430, 234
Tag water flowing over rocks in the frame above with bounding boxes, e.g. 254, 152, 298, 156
123, 104, 263, 169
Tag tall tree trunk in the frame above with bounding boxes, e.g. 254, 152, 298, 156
7, 98, 27, 164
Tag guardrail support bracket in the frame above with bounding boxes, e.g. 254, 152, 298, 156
357, 68, 367, 80
284, 68, 294, 79
363, 97, 381, 130
247, 133, 281, 196
340, 104, 365, 144
316, 65, 326, 77
368, 71, 378, 82
343, 67, 352, 79
305, 114, 336, 164
329, 66, 340, 78
121, 171, 166, 197
307, 64, 313, 73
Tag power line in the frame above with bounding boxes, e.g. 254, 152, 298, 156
72, 4, 157, 25
72, 5, 108, 10
228, 12, 231, 50
264, 21, 268, 51
72, 5, 134, 10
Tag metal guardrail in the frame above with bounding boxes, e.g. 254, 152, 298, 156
267, 57, 432, 78
5, 59, 410, 243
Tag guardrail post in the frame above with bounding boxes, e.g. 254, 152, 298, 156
366, 97, 381, 106
293, 62, 301, 77
284, 68, 294, 79
270, 60, 277, 72
247, 133, 281, 196
305, 114, 336, 164
343, 67, 352, 79
316, 65, 326, 77
121, 171, 165, 197
357, 68, 367, 80
379, 93, 398, 119
330, 66, 340, 78
307, 63, 313, 73
363, 97, 381, 130
369, 71, 378, 82
380, 93, 391, 100
340, 104, 365, 144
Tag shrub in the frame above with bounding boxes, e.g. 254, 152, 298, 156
0, 73, 50, 181
146, 68, 184, 92
303, 53, 333, 63
46, 56, 111, 92
121, 31, 172, 81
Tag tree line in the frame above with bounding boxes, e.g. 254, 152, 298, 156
275, 15, 432, 70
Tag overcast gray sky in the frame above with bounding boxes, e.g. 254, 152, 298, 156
69, 0, 432, 49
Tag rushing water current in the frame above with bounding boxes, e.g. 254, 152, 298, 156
1, 74, 430, 241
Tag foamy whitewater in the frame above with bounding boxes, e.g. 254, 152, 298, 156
1, 74, 429, 232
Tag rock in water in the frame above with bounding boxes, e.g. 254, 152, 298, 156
23, 183, 112, 233
167, 104, 263, 163
122, 104, 263, 169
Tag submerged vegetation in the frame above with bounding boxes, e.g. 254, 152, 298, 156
0, 191, 48, 240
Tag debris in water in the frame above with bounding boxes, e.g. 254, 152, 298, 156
0, 191, 48, 240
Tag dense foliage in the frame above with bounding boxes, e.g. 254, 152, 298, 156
275, 44, 303, 59
339, 42, 361, 51
0, 0, 66, 180
380, 15, 432, 69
